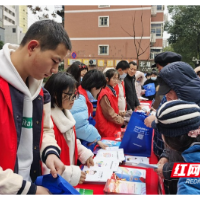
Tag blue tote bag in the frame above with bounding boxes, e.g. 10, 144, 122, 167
143, 83, 156, 97
35, 174, 80, 195
119, 112, 153, 157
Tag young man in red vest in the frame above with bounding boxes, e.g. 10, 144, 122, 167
0, 20, 71, 194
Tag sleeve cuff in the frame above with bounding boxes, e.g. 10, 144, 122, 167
42, 145, 61, 163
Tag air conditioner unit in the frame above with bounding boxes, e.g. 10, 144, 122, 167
151, 6, 157, 16
150, 33, 156, 44
89, 59, 97, 65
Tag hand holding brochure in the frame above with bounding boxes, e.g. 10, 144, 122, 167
132, 163, 158, 169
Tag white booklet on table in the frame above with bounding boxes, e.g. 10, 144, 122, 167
125, 155, 149, 166
95, 148, 125, 162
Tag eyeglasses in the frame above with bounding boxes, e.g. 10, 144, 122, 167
79, 65, 88, 69
62, 91, 79, 101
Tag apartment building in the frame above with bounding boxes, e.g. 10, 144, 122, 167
64, 5, 165, 72
2, 5, 27, 44
0, 6, 4, 43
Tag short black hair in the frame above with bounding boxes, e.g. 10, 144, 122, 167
151, 70, 158, 76
44, 72, 77, 108
81, 69, 107, 91
20, 20, 72, 51
129, 61, 138, 69
105, 69, 119, 82
66, 61, 88, 84
116, 60, 130, 70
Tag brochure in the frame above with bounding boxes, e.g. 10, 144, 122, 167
93, 157, 119, 171
114, 167, 146, 183
95, 148, 125, 162
82, 165, 113, 183
124, 155, 149, 166
104, 179, 146, 195
101, 139, 121, 147
132, 163, 158, 169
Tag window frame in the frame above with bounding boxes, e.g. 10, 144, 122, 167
98, 45, 109, 55
98, 16, 109, 27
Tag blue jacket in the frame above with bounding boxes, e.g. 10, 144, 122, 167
70, 94, 101, 142
159, 61, 200, 106
177, 144, 200, 194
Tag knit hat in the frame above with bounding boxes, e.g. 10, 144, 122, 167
152, 100, 200, 137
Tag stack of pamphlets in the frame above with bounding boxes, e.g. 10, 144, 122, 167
82, 149, 125, 183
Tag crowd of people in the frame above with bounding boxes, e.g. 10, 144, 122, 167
1, 19, 200, 195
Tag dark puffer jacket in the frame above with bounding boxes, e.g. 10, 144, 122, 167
159, 61, 200, 106
158, 61, 200, 194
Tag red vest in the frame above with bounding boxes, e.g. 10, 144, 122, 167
114, 81, 127, 110
78, 85, 93, 117
0, 77, 44, 171
95, 86, 121, 137
52, 119, 78, 165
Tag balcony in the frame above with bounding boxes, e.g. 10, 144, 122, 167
151, 6, 157, 16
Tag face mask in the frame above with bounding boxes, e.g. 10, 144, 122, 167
120, 73, 127, 79
80, 77, 83, 82
151, 77, 157, 81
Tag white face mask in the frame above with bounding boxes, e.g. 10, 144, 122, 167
120, 73, 127, 79
151, 77, 157, 81
80, 77, 83, 82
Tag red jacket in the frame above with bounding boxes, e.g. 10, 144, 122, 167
0, 77, 44, 171
52, 119, 78, 165
95, 86, 121, 137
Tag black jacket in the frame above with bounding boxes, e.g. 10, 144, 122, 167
124, 74, 140, 110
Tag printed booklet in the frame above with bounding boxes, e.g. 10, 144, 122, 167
82, 165, 113, 183
101, 139, 121, 147
95, 148, 125, 162
114, 167, 146, 183
124, 155, 149, 166
104, 179, 146, 195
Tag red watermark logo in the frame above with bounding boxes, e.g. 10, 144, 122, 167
171, 163, 200, 178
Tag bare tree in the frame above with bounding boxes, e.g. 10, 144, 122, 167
121, 9, 154, 64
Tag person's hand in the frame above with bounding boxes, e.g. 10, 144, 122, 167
45, 154, 65, 178
119, 111, 126, 117
97, 141, 108, 149
79, 171, 86, 184
158, 157, 168, 165
154, 158, 168, 179
146, 107, 156, 115
144, 115, 156, 128
141, 90, 146, 95
36, 186, 51, 194
88, 139, 97, 146
86, 156, 94, 168
154, 164, 164, 179
136, 105, 142, 110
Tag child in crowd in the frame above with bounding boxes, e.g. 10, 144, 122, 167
66, 61, 88, 86
70, 69, 108, 150
115, 60, 130, 117
0, 20, 71, 194
44, 72, 94, 186
135, 71, 146, 100
153, 100, 200, 194
143, 70, 158, 100
95, 69, 124, 137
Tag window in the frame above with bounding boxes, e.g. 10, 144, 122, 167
98, 16, 109, 27
98, 45, 109, 55
98, 5, 110, 8
157, 5, 163, 11
151, 23, 163, 37
12, 28, 16, 33
150, 48, 162, 59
